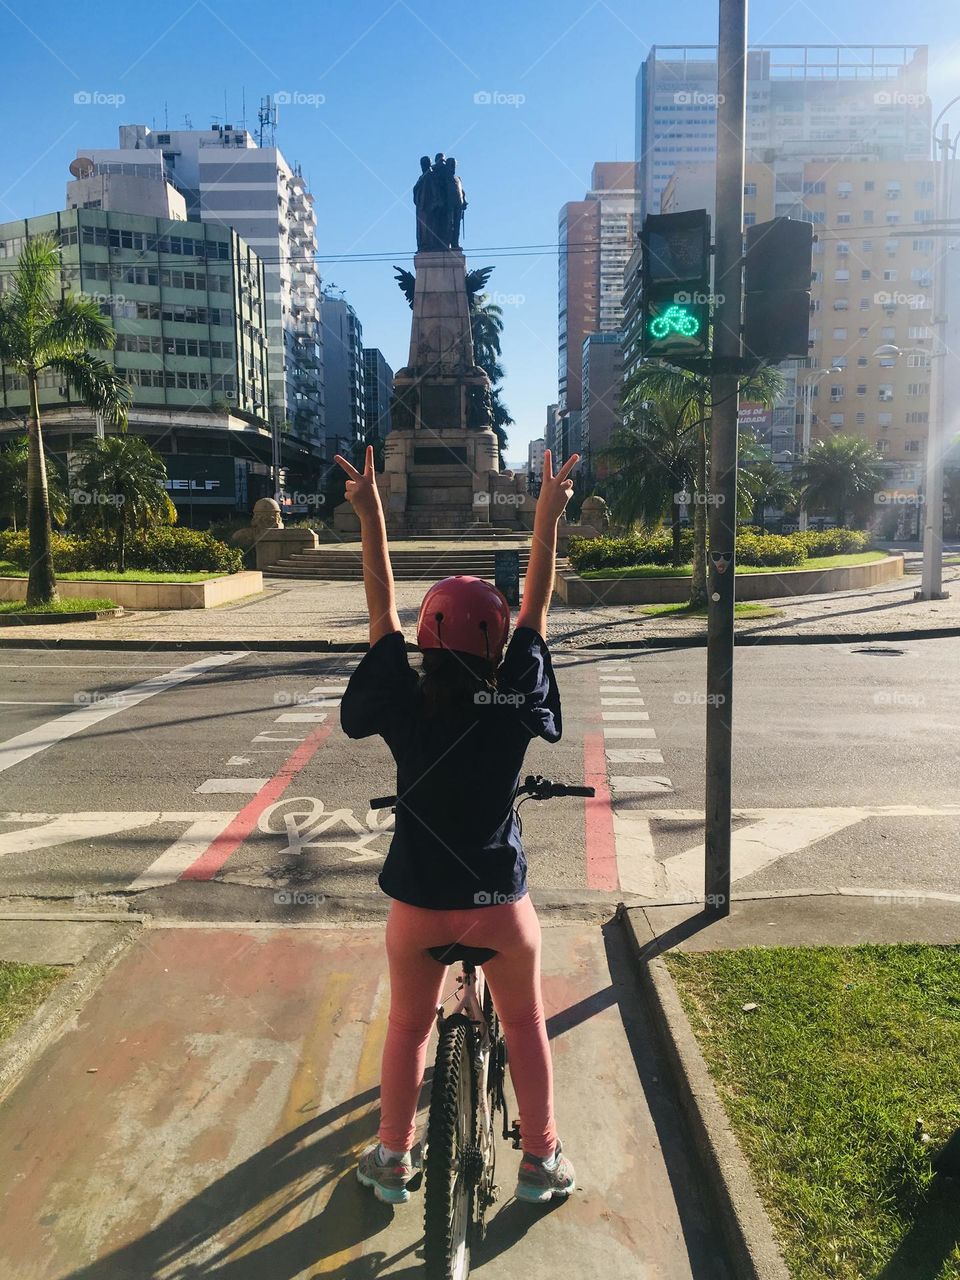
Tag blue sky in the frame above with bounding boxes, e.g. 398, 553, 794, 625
1, 0, 958, 464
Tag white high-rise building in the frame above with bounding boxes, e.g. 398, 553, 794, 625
71, 122, 324, 452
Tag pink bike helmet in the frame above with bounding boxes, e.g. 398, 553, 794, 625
416, 575, 511, 663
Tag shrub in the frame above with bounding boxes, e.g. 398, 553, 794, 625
793, 528, 871, 557
568, 528, 696, 572
0, 530, 90, 571
736, 533, 806, 567
0, 527, 242, 575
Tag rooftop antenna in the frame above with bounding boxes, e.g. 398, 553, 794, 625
258, 94, 278, 147
241, 88, 246, 132
224, 90, 228, 126
183, 113, 193, 129
164, 101, 169, 129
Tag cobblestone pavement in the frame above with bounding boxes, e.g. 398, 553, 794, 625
3, 552, 959, 647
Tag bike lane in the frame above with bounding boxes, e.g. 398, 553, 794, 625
0, 917, 726, 1279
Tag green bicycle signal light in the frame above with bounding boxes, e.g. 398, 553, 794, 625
640, 210, 712, 359
649, 303, 702, 340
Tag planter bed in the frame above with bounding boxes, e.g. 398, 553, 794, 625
0, 570, 262, 611
555, 554, 903, 606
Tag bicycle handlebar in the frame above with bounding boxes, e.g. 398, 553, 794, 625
368, 776, 595, 810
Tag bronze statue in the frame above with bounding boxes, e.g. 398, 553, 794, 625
412, 152, 468, 251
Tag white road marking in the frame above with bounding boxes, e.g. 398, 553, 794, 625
252, 731, 310, 743
196, 778, 268, 794
613, 805, 960, 901
127, 813, 237, 891
308, 686, 348, 695
597, 674, 636, 682
0, 652, 243, 775
606, 749, 664, 764
603, 726, 657, 739
274, 713, 328, 723
609, 776, 674, 794
0, 700, 77, 706
602, 711, 651, 721
600, 697, 645, 705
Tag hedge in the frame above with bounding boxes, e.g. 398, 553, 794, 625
567, 527, 871, 573
0, 527, 242, 575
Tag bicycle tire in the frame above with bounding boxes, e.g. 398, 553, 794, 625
424, 1018, 477, 1280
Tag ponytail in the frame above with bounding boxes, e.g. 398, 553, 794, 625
418, 649, 497, 719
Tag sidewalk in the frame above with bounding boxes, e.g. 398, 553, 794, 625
0, 910, 726, 1280
2, 553, 958, 649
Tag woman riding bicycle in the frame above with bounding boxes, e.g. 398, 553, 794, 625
335, 445, 580, 1208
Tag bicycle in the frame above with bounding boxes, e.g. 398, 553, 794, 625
369, 773, 595, 1280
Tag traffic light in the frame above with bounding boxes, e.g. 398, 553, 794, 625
742, 217, 814, 362
640, 210, 711, 359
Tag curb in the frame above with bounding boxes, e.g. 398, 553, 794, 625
617, 902, 791, 1280
0, 918, 142, 1105
0, 625, 958, 653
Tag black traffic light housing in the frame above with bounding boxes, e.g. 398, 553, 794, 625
742, 217, 814, 363
640, 210, 712, 359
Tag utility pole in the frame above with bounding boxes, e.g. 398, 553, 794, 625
703, 0, 748, 916
918, 120, 953, 600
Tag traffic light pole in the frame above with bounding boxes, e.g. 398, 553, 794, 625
704, 0, 748, 917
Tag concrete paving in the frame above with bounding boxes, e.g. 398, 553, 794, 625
2, 551, 959, 648
0, 917, 727, 1280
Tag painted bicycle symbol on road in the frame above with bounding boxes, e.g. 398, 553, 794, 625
258, 797, 394, 862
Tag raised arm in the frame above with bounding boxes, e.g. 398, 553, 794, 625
334, 446, 401, 645
516, 449, 579, 640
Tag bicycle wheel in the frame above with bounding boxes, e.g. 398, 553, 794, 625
424, 1019, 478, 1280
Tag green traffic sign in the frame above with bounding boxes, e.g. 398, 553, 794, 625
644, 300, 708, 356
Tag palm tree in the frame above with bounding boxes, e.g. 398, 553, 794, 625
0, 435, 68, 530
70, 434, 176, 571
797, 434, 886, 529
0, 235, 130, 603
600, 399, 695, 566
739, 454, 797, 532
618, 359, 786, 603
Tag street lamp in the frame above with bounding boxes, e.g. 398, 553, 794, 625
796, 364, 842, 531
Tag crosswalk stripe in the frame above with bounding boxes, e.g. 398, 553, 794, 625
600, 697, 645, 705
196, 778, 268, 794
603, 726, 657, 738
602, 711, 651, 721
605, 748, 664, 763
274, 713, 328, 723
609, 776, 674, 794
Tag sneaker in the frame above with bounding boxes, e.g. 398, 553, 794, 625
356, 1142, 417, 1204
515, 1140, 576, 1203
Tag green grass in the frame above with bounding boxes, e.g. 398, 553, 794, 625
667, 945, 960, 1280
0, 961, 66, 1043
580, 551, 887, 579
0, 596, 117, 615
640, 601, 781, 619
0, 561, 221, 582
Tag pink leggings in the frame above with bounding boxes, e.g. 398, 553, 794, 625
379, 893, 557, 1159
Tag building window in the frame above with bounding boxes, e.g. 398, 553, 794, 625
830, 413, 844, 427
744, 182, 757, 196
856, 412, 866, 424
835, 269, 850, 281
861, 269, 872, 280
879, 385, 894, 401
856, 384, 867, 395
876, 438, 889, 452
878, 413, 892, 427
904, 439, 922, 452
832, 327, 847, 340
863, 210, 874, 223
743, 213, 756, 226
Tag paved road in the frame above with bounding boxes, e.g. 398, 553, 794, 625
0, 638, 957, 919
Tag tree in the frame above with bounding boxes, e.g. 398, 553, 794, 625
797, 434, 886, 529
0, 435, 68, 530
0, 234, 130, 603
739, 454, 796, 532
71, 434, 176, 571
599, 399, 695, 566
616, 358, 785, 604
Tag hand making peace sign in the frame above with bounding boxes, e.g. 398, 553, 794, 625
334, 446, 381, 519
536, 449, 580, 523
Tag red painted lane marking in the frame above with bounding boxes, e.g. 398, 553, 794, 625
180, 723, 335, 881
583, 729, 618, 891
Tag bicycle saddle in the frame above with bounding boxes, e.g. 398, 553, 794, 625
427, 943, 498, 966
